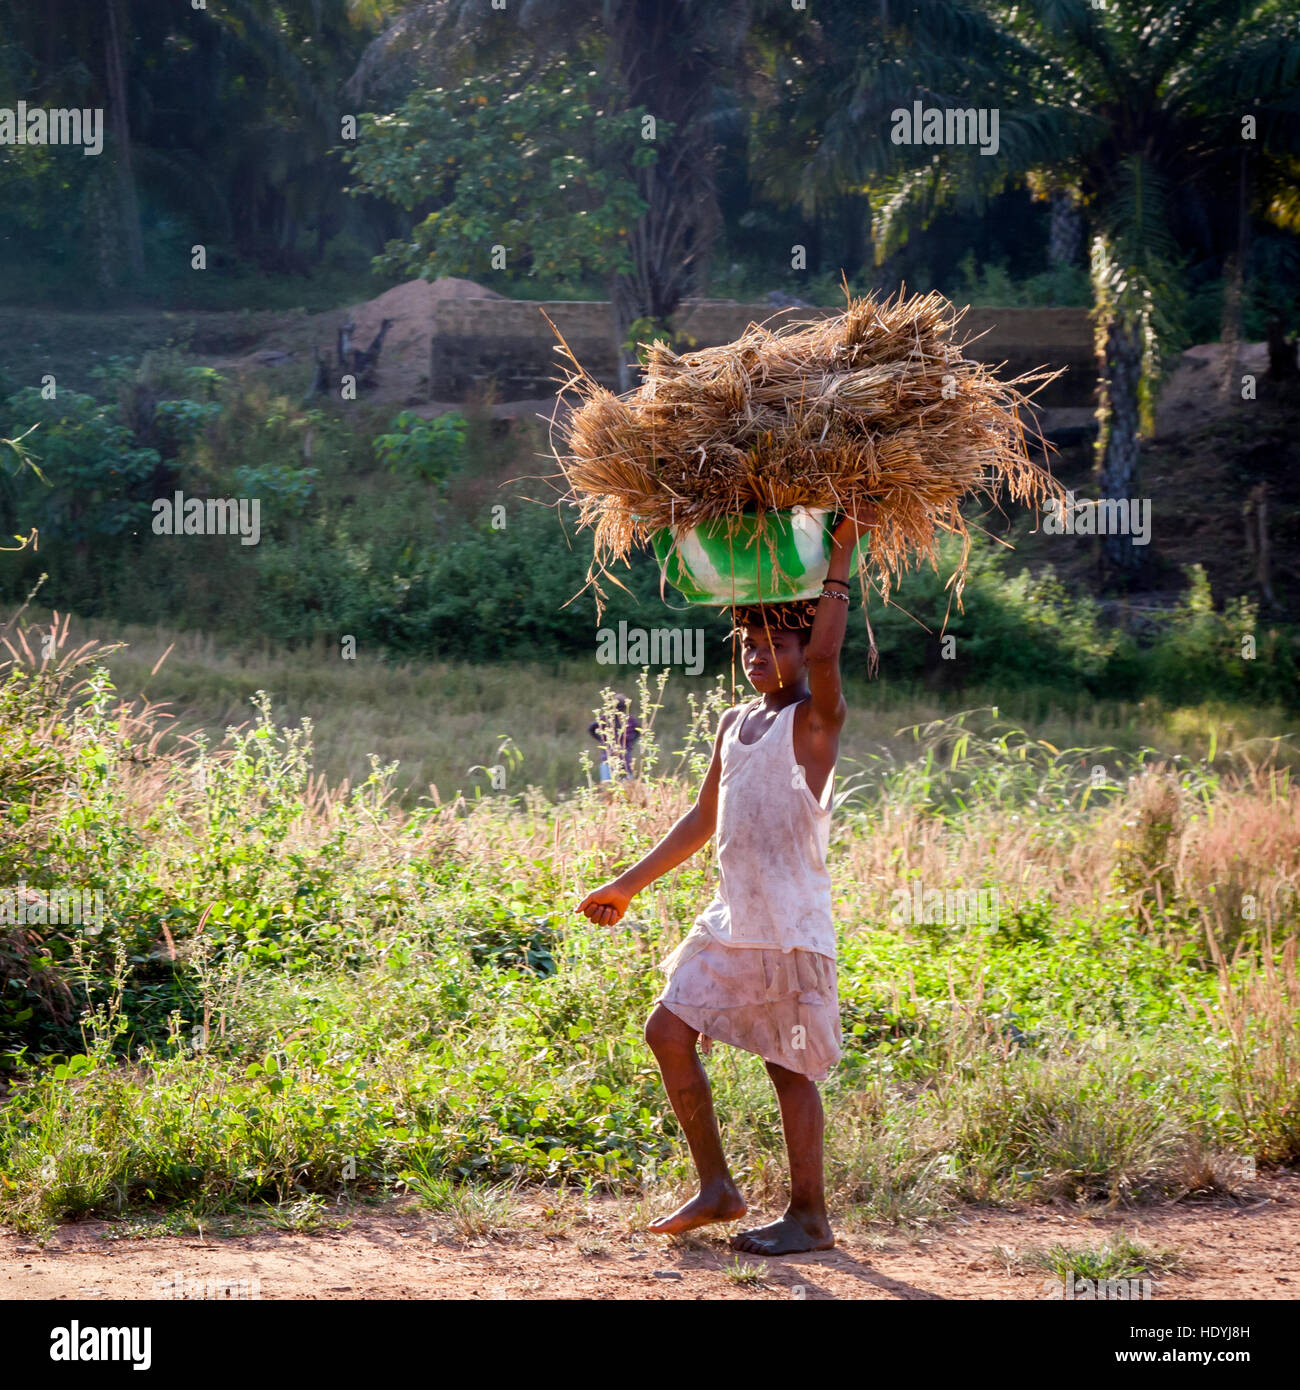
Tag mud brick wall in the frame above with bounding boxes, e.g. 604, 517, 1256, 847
430, 300, 618, 401
429, 300, 1095, 407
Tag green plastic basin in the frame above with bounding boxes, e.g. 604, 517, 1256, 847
648, 507, 866, 605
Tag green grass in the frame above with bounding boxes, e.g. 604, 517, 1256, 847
724, 1256, 767, 1285
0, 637, 1296, 1241
1020, 1233, 1185, 1281
10, 607, 1297, 804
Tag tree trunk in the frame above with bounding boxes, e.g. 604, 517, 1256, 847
1220, 148, 1250, 400
610, 147, 702, 391
1097, 316, 1145, 581
1266, 316, 1299, 380
1048, 189, 1084, 269
611, 277, 642, 394
836, 192, 871, 281
1253, 483, 1274, 608
83, 164, 119, 292
1220, 251, 1242, 402
103, 0, 145, 281
605, 0, 726, 391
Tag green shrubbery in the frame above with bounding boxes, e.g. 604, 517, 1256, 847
1, 353, 1296, 705
952, 251, 1093, 308
1144, 565, 1294, 705
373, 411, 467, 486
0, 388, 161, 544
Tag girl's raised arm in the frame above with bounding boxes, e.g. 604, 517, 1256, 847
803, 506, 878, 727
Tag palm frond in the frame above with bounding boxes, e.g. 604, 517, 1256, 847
1143, 0, 1259, 85
1092, 155, 1189, 427
1007, 0, 1126, 97
868, 161, 962, 264
221, 0, 338, 136
1172, 10, 1300, 115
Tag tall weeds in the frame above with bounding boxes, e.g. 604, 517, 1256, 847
1, 626, 1296, 1239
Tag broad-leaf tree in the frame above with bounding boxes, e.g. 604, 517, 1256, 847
347, 0, 755, 385
340, 59, 652, 296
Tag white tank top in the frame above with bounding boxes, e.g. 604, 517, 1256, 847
694, 695, 836, 958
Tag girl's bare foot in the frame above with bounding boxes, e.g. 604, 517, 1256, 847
646, 1183, 747, 1235
729, 1209, 834, 1255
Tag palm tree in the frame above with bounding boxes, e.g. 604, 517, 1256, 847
0, 0, 399, 287
103, 0, 144, 279
601, 0, 754, 386
842, 0, 1300, 581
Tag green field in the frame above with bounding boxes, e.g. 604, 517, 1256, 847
8, 607, 1299, 803
1, 630, 1296, 1239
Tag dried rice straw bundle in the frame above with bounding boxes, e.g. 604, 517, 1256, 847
549, 284, 1068, 619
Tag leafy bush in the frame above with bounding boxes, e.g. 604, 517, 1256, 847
953, 250, 1092, 308
152, 398, 223, 455
1146, 566, 1298, 706
232, 460, 318, 516
857, 533, 1125, 690
0, 388, 161, 542
373, 410, 466, 485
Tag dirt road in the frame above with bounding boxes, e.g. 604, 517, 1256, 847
4, 1174, 1297, 1301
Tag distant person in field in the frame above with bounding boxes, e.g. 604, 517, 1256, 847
588, 694, 640, 782
576, 506, 877, 1255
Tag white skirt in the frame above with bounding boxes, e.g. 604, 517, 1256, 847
655, 921, 842, 1081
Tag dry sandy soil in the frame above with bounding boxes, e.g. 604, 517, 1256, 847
1152, 341, 1271, 441
4, 1173, 1298, 1301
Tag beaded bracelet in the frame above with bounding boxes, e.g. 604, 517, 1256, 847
819, 587, 850, 603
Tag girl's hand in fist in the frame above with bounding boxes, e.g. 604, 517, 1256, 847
576, 881, 632, 926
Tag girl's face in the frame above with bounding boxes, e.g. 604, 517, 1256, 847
741, 624, 807, 693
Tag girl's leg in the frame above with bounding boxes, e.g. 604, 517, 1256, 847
730, 1060, 834, 1255
643, 1002, 746, 1234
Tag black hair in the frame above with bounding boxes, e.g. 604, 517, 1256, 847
726, 600, 818, 644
